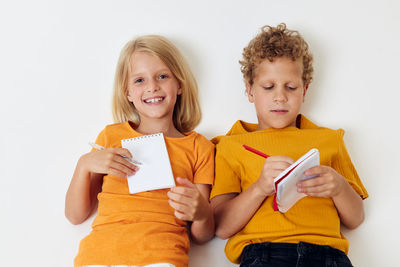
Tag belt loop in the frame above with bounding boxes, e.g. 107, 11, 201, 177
297, 242, 304, 257
262, 242, 270, 262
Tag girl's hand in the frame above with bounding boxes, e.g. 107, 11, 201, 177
167, 177, 211, 222
254, 156, 294, 197
79, 148, 139, 178
297, 165, 346, 198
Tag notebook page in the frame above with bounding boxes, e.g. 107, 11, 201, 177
121, 133, 175, 194
274, 148, 320, 213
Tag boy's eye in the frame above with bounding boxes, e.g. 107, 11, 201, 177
263, 85, 274, 90
287, 86, 297, 90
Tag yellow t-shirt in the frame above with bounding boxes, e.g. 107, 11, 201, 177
74, 121, 215, 267
210, 115, 368, 264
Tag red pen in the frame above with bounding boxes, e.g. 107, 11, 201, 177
242, 144, 270, 158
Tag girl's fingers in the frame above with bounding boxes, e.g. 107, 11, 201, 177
109, 147, 133, 158
170, 185, 196, 197
168, 199, 190, 214
173, 210, 188, 221
176, 177, 196, 188
107, 168, 130, 179
108, 159, 136, 175
112, 154, 138, 171
167, 190, 193, 205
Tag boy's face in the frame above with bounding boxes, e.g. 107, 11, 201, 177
246, 56, 306, 130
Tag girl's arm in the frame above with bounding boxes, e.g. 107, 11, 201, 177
211, 155, 294, 239
297, 165, 365, 229
189, 183, 214, 244
167, 178, 214, 244
65, 148, 138, 225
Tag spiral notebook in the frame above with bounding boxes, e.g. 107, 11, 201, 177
121, 133, 175, 194
273, 148, 320, 213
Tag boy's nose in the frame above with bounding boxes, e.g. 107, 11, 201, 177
273, 90, 287, 102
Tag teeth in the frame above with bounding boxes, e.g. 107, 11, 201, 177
144, 97, 163, 103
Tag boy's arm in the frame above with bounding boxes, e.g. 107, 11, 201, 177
332, 179, 365, 229
211, 155, 294, 239
298, 166, 365, 229
211, 183, 269, 239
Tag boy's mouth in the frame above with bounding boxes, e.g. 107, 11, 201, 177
143, 96, 165, 103
271, 109, 289, 114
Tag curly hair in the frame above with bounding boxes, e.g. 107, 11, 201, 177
240, 23, 313, 87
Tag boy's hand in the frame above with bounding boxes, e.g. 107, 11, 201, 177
167, 177, 211, 222
297, 165, 346, 198
254, 156, 295, 197
79, 148, 138, 178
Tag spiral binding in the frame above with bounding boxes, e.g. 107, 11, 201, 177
121, 133, 163, 143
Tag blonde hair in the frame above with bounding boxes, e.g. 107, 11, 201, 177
112, 35, 201, 133
240, 23, 313, 87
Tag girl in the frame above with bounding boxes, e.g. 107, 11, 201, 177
65, 35, 215, 267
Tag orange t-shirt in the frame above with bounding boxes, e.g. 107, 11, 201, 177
74, 122, 215, 267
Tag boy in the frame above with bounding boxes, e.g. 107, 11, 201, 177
210, 23, 368, 267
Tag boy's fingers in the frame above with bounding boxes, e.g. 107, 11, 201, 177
304, 165, 326, 176
268, 156, 295, 165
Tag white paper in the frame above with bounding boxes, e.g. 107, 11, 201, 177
121, 133, 175, 194
274, 148, 320, 213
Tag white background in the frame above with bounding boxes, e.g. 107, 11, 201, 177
1, 0, 399, 266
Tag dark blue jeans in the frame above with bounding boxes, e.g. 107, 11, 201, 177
240, 242, 353, 267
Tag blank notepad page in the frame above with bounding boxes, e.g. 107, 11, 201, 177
121, 133, 175, 194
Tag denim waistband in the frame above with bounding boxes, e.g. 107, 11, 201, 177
242, 242, 346, 260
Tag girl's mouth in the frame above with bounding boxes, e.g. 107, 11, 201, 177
143, 97, 165, 103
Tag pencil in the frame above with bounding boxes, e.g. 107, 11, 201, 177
89, 142, 142, 165
242, 144, 270, 158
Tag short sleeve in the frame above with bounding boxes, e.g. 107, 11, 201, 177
333, 129, 368, 199
91, 128, 108, 152
210, 139, 242, 199
193, 135, 215, 185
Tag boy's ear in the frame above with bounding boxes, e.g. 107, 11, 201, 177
246, 82, 255, 103
302, 84, 308, 102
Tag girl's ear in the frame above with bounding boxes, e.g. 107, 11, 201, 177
126, 89, 134, 102
246, 82, 255, 103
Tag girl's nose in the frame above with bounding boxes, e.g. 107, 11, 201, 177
146, 79, 160, 93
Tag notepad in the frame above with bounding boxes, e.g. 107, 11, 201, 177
121, 133, 175, 194
273, 148, 320, 213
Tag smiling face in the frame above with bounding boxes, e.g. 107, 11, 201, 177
246, 56, 307, 130
126, 51, 181, 124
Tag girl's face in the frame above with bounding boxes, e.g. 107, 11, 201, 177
127, 51, 181, 123
246, 56, 306, 130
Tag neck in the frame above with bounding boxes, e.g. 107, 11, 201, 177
135, 117, 184, 138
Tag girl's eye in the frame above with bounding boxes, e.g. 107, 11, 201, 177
135, 78, 144, 83
159, 74, 168, 79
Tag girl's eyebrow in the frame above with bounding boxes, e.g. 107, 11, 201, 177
130, 68, 171, 77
